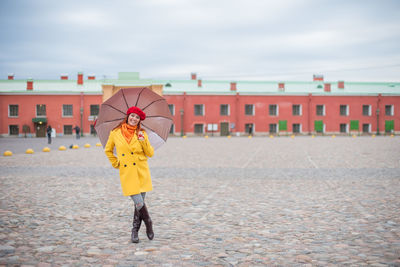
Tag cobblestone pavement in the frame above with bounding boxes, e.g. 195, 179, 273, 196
1, 136, 399, 266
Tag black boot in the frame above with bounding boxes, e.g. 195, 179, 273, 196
139, 204, 154, 240
131, 208, 141, 243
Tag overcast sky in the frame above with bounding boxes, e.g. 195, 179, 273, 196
0, 0, 399, 82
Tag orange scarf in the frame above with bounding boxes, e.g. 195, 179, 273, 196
121, 123, 137, 144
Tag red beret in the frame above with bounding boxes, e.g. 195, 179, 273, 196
127, 106, 146, 120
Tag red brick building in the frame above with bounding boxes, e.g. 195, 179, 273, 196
0, 72, 399, 137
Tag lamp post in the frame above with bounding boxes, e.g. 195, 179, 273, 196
376, 108, 380, 135
180, 108, 184, 136
80, 107, 84, 137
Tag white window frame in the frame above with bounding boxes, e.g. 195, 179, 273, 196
245, 104, 255, 116
168, 104, 175, 116
36, 104, 47, 117
362, 105, 371, 116
8, 104, 19, 118
385, 105, 394, 116
292, 123, 302, 133
194, 104, 204, 116
340, 105, 349, 116
62, 104, 73, 117
292, 104, 302, 116
340, 123, 348, 133
316, 105, 325, 116
269, 104, 279, 116
220, 104, 230, 116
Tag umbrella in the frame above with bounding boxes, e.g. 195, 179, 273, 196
95, 87, 173, 150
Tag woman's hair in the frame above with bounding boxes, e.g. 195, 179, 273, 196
113, 113, 142, 135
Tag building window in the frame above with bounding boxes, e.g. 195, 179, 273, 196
220, 104, 230, 116
194, 104, 204, 116
293, 123, 301, 133
362, 124, 370, 133
90, 105, 99, 116
245, 104, 254, 116
9, 125, 19, 135
9, 105, 18, 117
194, 124, 204, 134
245, 123, 254, 135
292, 105, 302, 116
63, 105, 73, 117
169, 124, 175, 134
385, 105, 394, 116
362, 105, 371, 116
269, 124, 277, 133
64, 125, 73, 135
340, 123, 348, 133
36, 104, 46, 117
269, 104, 278, 116
340, 105, 349, 116
316, 105, 325, 116
168, 104, 175, 116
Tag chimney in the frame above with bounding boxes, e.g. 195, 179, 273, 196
27, 78, 33, 90
198, 79, 202, 87
278, 82, 285, 91
191, 73, 197, 80
338, 81, 344, 89
324, 83, 331, 92
77, 72, 83, 85
87, 74, 95, 80
230, 82, 237, 91
313, 74, 324, 81
8, 74, 14, 80
60, 74, 68, 80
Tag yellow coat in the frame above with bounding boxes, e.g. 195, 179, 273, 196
104, 128, 154, 196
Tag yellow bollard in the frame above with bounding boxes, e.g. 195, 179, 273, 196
84, 144, 91, 148
248, 135, 253, 138
269, 135, 274, 138
72, 145, 79, 149
59, 146, 67, 151
311, 135, 315, 138
204, 135, 209, 138
291, 135, 295, 138
227, 135, 231, 138
372, 134, 376, 138
42, 147, 51, 152
25, 148, 34, 154
96, 143, 102, 147
183, 135, 187, 138
3, 150, 12, 156
332, 135, 336, 138
391, 134, 394, 138
352, 135, 357, 138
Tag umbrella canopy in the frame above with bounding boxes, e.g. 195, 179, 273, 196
95, 87, 173, 150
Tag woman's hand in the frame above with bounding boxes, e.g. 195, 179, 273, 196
138, 131, 145, 141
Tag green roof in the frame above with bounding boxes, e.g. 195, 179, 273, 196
0, 72, 399, 95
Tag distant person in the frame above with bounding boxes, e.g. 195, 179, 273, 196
46, 125, 52, 144
249, 124, 253, 136
73, 126, 80, 139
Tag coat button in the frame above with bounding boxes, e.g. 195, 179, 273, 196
133, 163, 136, 165
122, 154, 125, 156
131, 152, 134, 155
124, 164, 127, 167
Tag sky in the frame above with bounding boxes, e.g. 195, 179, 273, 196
0, 0, 399, 82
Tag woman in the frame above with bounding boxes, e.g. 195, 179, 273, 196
104, 106, 155, 243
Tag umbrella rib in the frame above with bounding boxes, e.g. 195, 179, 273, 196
135, 87, 146, 107
146, 115, 173, 121
141, 99, 165, 111
121, 89, 130, 110
103, 117, 125, 123
103, 104, 126, 115
142, 124, 168, 142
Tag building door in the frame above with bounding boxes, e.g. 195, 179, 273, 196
220, 122, 229, 136
35, 123, 46, 137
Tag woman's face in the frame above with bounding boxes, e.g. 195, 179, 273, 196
127, 113, 140, 126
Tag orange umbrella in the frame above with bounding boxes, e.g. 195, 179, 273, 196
95, 87, 173, 149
